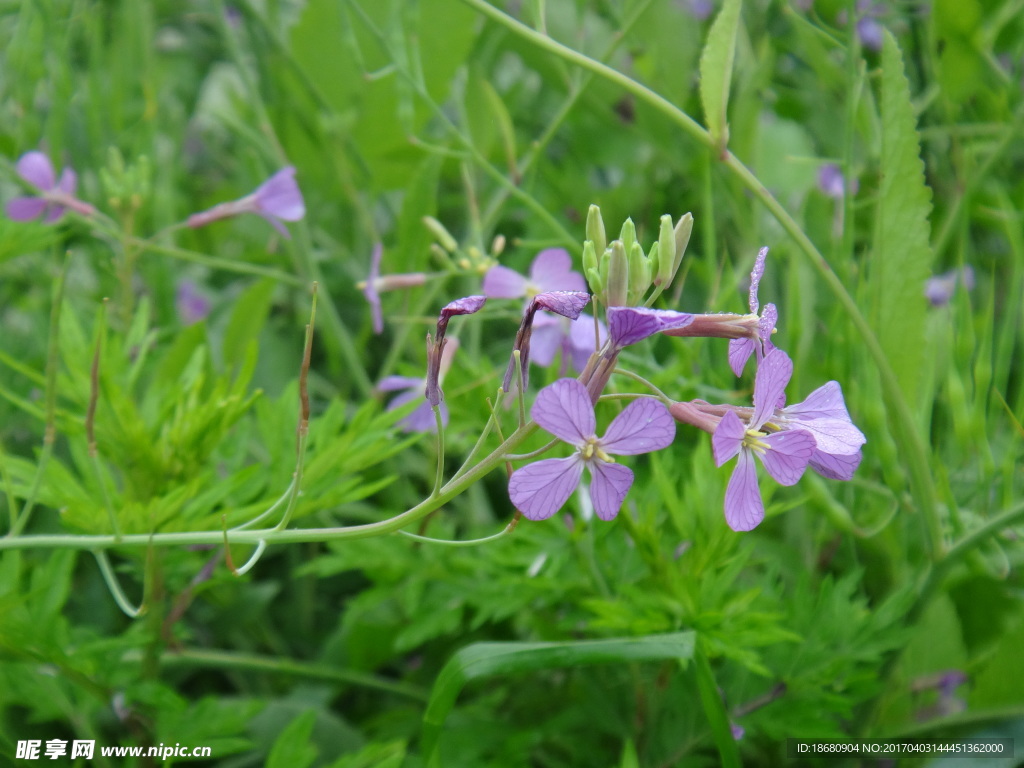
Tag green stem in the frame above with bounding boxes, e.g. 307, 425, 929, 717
398, 523, 514, 547
93, 550, 144, 618
432, 405, 446, 498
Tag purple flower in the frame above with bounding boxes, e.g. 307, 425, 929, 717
606, 306, 694, 351
925, 266, 974, 307
359, 243, 427, 334
483, 248, 587, 299
531, 313, 608, 373
6, 151, 96, 222
728, 247, 777, 377
681, 0, 714, 21
856, 15, 884, 51
380, 339, 459, 433
712, 349, 816, 531
187, 166, 305, 238
176, 280, 211, 325
508, 379, 676, 521
773, 380, 866, 480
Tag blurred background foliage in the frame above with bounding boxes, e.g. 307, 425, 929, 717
0, 0, 1023, 765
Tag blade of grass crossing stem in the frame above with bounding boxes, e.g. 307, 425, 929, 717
699, 0, 742, 154
420, 632, 696, 764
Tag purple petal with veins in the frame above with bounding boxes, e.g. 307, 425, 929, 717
441, 295, 487, 318
728, 338, 755, 378
809, 449, 862, 480
483, 265, 530, 298
530, 378, 595, 445
750, 349, 793, 430
509, 456, 584, 521
783, 381, 850, 420
748, 247, 769, 314
712, 411, 746, 466
533, 290, 590, 320
607, 306, 693, 349
724, 450, 764, 532
600, 397, 676, 455
530, 248, 588, 293
587, 460, 634, 521
758, 430, 814, 485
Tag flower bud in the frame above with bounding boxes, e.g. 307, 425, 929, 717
606, 240, 629, 307
672, 212, 693, 279
655, 214, 675, 287
627, 241, 651, 305
619, 217, 637, 256
422, 216, 458, 252
586, 204, 606, 256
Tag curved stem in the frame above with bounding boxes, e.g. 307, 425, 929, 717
93, 550, 144, 618
233, 539, 267, 576
612, 368, 672, 404
398, 522, 515, 547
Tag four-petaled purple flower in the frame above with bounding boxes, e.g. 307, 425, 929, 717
712, 349, 816, 531
508, 378, 676, 521
606, 306, 694, 351
6, 151, 96, 222
728, 247, 777, 377
187, 166, 305, 238
483, 248, 587, 300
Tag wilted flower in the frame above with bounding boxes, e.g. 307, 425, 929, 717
6, 151, 96, 222
502, 291, 591, 392
483, 248, 587, 300
380, 339, 460, 433
187, 166, 305, 238
606, 306, 694, 351
712, 349, 816, 531
727, 247, 777, 377
508, 379, 675, 520
426, 295, 486, 407
358, 243, 427, 334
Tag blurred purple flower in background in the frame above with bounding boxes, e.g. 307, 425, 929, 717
679, 0, 714, 20
359, 242, 427, 334
817, 163, 860, 199
483, 248, 587, 300
176, 280, 211, 325
379, 338, 460, 433
6, 151, 96, 222
925, 266, 974, 306
188, 166, 305, 238
712, 349, 816, 531
531, 313, 608, 373
508, 378, 676, 521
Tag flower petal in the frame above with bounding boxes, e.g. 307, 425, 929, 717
43, 204, 67, 224
483, 265, 529, 298
568, 314, 606, 371
255, 166, 305, 221
529, 248, 587, 293
791, 417, 865, 456
587, 460, 634, 521
759, 302, 777, 343
757, 430, 814, 485
533, 290, 590, 320
607, 306, 693, 350
750, 348, 792, 430
5, 197, 48, 221
601, 397, 675, 455
748, 247, 769, 314
783, 381, 850, 421
529, 316, 565, 368
509, 456, 584, 521
258, 213, 292, 239
57, 167, 77, 195
377, 375, 423, 393
724, 450, 764, 532
401, 399, 445, 433
809, 449, 862, 480
712, 410, 746, 467
363, 243, 384, 334
728, 337, 754, 377
440, 295, 487, 318
530, 378, 596, 445
16, 151, 56, 190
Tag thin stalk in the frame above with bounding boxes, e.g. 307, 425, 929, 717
505, 437, 559, 462
398, 523, 515, 547
451, 388, 506, 481
233, 539, 267, 576
431, 405, 446, 498
126, 237, 303, 285
612, 368, 672, 404
93, 550, 144, 618
9, 255, 69, 537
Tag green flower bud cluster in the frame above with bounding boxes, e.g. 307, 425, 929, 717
422, 215, 500, 276
99, 148, 151, 216
583, 205, 693, 308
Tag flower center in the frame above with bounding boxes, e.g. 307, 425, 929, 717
741, 429, 770, 454
580, 437, 614, 463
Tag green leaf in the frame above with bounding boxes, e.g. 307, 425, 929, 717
871, 30, 934, 409
421, 632, 695, 763
698, 0, 741, 152
222, 278, 276, 373
267, 709, 318, 768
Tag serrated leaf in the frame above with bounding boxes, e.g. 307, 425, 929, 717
267, 709, 318, 768
871, 31, 935, 408
698, 0, 741, 152
421, 632, 695, 762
